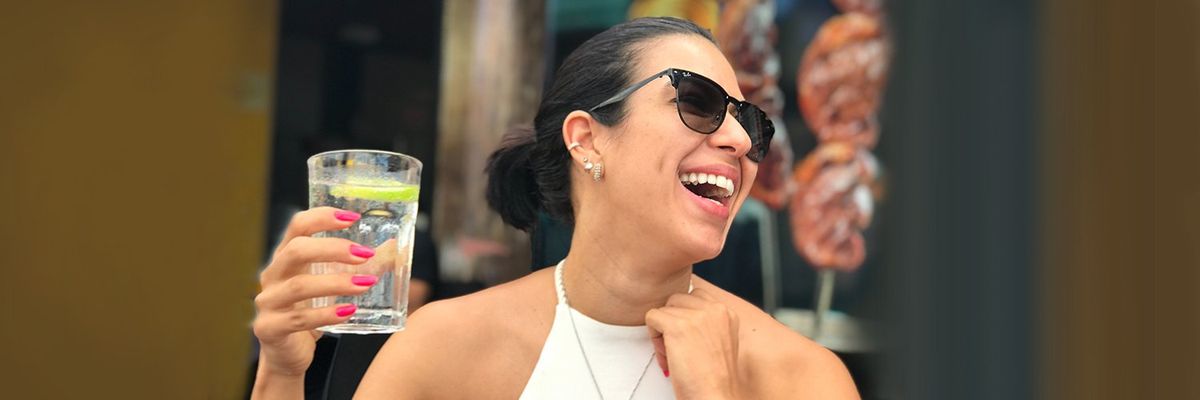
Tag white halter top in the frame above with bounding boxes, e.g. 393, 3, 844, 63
518, 261, 677, 399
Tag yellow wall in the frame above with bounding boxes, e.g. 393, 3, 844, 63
1041, 0, 1200, 398
0, 1, 276, 398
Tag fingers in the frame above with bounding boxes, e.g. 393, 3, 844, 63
646, 289, 744, 386
653, 335, 669, 377
252, 273, 375, 343
277, 207, 361, 255
255, 273, 377, 311
658, 290, 730, 323
262, 236, 374, 284
253, 303, 358, 344
645, 306, 688, 330
356, 239, 399, 276
677, 298, 738, 332
655, 290, 741, 337
687, 289, 741, 331
645, 308, 672, 376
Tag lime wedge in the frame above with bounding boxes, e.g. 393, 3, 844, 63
329, 183, 419, 202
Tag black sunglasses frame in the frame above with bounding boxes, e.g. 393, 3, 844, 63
588, 68, 774, 162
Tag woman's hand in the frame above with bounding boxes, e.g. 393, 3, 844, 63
645, 288, 742, 400
252, 207, 379, 377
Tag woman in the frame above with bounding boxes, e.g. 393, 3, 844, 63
252, 17, 859, 399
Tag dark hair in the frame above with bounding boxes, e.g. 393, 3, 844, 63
485, 17, 717, 231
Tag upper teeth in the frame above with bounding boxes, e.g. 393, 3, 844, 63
679, 172, 735, 198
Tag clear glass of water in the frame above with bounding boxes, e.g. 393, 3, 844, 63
307, 150, 421, 334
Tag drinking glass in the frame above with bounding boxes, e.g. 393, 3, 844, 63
308, 150, 421, 334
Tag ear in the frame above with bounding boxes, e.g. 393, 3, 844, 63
561, 110, 604, 167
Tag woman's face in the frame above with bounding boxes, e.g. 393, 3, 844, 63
593, 35, 759, 262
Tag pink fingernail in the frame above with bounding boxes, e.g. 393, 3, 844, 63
334, 211, 361, 222
335, 305, 357, 317
663, 368, 669, 378
351, 275, 378, 286
350, 244, 375, 258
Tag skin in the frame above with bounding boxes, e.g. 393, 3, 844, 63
252, 34, 859, 399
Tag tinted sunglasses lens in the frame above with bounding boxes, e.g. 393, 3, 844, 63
736, 105, 772, 162
675, 75, 726, 133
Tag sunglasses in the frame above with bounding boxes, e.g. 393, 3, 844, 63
589, 68, 774, 162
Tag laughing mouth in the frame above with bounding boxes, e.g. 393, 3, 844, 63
679, 172, 736, 206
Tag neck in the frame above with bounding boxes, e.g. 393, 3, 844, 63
561, 223, 693, 326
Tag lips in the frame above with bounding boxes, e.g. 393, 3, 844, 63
677, 164, 740, 219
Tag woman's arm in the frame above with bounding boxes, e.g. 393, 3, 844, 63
250, 207, 386, 399
250, 363, 305, 400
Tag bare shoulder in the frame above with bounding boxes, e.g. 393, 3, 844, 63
693, 277, 860, 400
356, 268, 557, 399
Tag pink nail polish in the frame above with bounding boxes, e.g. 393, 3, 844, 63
664, 368, 670, 378
334, 210, 361, 222
336, 305, 357, 317
351, 275, 378, 286
350, 244, 375, 258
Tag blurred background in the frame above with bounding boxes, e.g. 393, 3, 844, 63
1, 0, 1196, 399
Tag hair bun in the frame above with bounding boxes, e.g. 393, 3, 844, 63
485, 125, 541, 231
